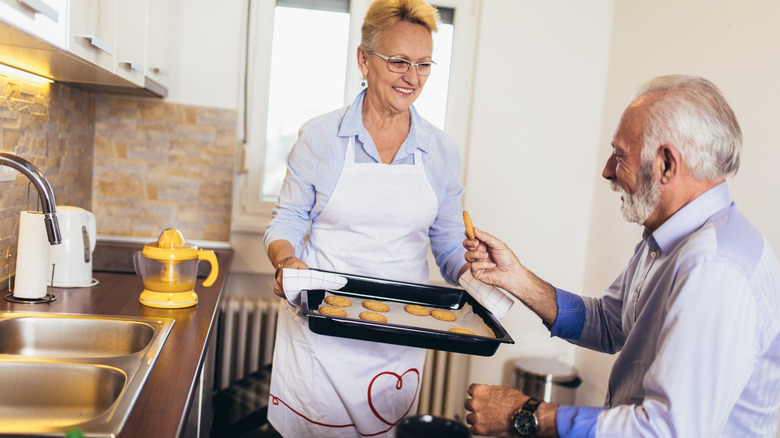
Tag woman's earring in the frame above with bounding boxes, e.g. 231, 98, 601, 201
361, 75, 367, 87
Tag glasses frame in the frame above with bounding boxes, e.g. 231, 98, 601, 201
371, 51, 436, 76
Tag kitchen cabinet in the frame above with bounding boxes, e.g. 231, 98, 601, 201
0, 0, 66, 47
68, 0, 116, 74
144, 0, 170, 90
0, 0, 169, 97
114, 0, 145, 87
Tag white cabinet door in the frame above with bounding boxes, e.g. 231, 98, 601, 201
0, 0, 67, 47
68, 0, 116, 73
114, 0, 145, 86
144, 0, 169, 89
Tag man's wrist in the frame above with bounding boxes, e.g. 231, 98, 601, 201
511, 397, 541, 437
535, 401, 559, 438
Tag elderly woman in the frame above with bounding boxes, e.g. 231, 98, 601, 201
263, 0, 469, 436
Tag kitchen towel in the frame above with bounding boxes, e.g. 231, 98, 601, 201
282, 269, 348, 306
13, 211, 51, 299
458, 269, 515, 319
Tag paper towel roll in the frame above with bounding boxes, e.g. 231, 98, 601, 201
14, 211, 51, 299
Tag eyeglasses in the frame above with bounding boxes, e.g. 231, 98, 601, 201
372, 52, 435, 76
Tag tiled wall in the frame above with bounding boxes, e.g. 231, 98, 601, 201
93, 95, 236, 241
0, 80, 94, 282
0, 77, 237, 283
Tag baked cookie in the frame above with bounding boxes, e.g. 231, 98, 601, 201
359, 311, 388, 323
362, 300, 390, 312
431, 309, 457, 322
449, 327, 475, 335
324, 295, 352, 307
405, 304, 431, 316
463, 210, 475, 239
319, 306, 347, 317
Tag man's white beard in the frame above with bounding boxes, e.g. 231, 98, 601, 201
610, 164, 660, 226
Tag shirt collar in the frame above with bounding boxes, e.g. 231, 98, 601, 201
337, 89, 432, 159
649, 181, 733, 254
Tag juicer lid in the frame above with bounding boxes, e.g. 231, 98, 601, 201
142, 228, 199, 260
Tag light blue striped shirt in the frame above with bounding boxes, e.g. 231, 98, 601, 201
553, 182, 780, 437
263, 90, 467, 284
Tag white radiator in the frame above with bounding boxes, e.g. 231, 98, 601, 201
418, 350, 470, 420
216, 296, 279, 390
215, 296, 471, 421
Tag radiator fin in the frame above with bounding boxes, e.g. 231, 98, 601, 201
418, 349, 470, 421
216, 296, 279, 390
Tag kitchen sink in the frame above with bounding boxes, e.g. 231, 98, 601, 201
0, 312, 174, 437
0, 316, 156, 357
0, 361, 125, 431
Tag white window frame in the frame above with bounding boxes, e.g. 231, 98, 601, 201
231, 0, 480, 233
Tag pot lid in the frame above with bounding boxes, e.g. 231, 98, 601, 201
142, 228, 199, 260
513, 357, 580, 383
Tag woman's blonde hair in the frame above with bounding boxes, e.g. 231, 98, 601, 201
361, 0, 439, 53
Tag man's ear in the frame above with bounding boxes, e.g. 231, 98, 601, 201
657, 144, 679, 184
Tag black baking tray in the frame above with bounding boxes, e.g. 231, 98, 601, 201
301, 269, 514, 356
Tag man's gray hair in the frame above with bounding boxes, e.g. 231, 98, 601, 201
633, 75, 742, 181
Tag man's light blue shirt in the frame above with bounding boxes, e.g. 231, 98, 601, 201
553, 182, 780, 437
263, 90, 466, 284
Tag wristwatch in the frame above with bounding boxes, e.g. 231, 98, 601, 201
511, 397, 542, 437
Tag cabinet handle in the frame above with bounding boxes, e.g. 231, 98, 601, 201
78, 34, 114, 56
120, 61, 144, 74
149, 67, 167, 76
17, 0, 58, 22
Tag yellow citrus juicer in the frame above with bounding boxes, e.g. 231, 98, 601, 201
133, 228, 219, 308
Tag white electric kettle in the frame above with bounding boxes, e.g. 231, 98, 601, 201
49, 205, 97, 287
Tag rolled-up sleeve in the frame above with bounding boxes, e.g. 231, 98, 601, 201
549, 287, 587, 340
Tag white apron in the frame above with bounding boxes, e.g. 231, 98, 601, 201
268, 136, 438, 437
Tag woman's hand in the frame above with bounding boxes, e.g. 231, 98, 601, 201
273, 256, 309, 298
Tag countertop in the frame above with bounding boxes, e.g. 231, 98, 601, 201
1, 241, 233, 438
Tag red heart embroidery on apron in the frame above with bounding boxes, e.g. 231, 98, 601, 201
367, 368, 421, 427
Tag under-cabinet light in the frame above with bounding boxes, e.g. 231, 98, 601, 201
0, 63, 53, 84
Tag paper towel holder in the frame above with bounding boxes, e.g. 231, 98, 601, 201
1, 152, 61, 304
4, 253, 57, 304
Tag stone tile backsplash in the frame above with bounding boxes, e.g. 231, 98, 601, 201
93, 95, 236, 241
0, 77, 236, 283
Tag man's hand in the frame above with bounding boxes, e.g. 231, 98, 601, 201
465, 384, 526, 437
463, 227, 524, 292
465, 383, 559, 438
463, 227, 559, 326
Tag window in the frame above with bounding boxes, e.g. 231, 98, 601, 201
233, 0, 479, 230
413, 7, 454, 130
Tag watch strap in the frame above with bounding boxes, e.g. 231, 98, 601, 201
522, 396, 542, 414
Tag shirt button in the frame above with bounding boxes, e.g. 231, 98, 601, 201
650, 251, 658, 258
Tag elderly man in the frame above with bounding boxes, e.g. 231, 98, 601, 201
463, 75, 780, 437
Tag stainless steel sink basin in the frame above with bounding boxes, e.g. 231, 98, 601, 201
0, 312, 174, 437
0, 315, 156, 357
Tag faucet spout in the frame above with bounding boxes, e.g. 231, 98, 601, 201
0, 152, 61, 245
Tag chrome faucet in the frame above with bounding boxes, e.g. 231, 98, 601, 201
0, 152, 61, 245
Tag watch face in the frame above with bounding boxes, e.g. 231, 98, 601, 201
513, 411, 538, 437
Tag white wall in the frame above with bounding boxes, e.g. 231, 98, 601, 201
463, 0, 615, 388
